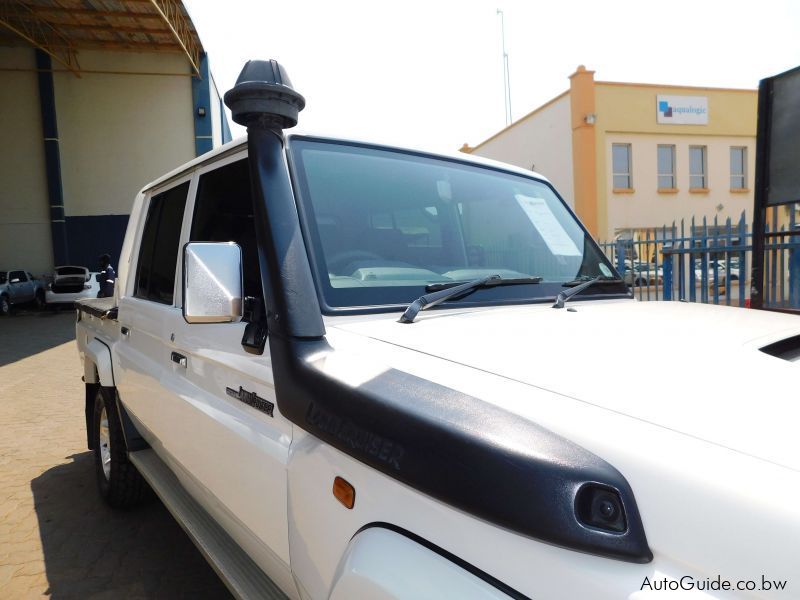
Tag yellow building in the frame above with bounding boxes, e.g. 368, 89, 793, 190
463, 66, 757, 244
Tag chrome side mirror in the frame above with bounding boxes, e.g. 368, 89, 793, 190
183, 242, 243, 323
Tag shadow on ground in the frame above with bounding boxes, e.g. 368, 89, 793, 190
0, 311, 77, 368
31, 452, 231, 599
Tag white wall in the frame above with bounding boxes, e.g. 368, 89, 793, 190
55, 50, 196, 217
604, 132, 755, 239
470, 93, 574, 207
0, 48, 53, 275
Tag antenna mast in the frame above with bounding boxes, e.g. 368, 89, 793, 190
497, 8, 512, 126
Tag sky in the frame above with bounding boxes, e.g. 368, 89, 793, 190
185, 0, 800, 153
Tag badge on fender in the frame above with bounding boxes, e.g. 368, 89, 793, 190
226, 386, 274, 417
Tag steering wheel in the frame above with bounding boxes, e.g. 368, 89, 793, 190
326, 250, 383, 274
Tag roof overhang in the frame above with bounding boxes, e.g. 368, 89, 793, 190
0, 0, 204, 77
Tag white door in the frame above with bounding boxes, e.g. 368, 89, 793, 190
114, 177, 193, 453
155, 155, 293, 582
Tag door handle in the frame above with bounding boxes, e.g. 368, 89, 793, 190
170, 351, 187, 367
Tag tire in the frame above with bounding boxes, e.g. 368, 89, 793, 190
0, 295, 10, 316
93, 388, 149, 508
33, 290, 46, 311
634, 278, 646, 287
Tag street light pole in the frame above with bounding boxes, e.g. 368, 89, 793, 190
497, 8, 512, 126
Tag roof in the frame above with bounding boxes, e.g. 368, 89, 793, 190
0, 0, 203, 76
141, 133, 551, 194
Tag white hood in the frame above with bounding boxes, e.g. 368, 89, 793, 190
333, 300, 800, 472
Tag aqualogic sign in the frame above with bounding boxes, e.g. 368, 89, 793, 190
657, 94, 709, 125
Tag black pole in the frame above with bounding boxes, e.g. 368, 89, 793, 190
35, 50, 69, 266
751, 76, 773, 310
224, 60, 324, 339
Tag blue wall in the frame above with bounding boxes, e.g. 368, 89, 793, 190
65, 215, 129, 270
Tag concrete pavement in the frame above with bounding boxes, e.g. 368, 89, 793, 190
0, 311, 231, 599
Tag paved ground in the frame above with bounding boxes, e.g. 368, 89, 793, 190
0, 310, 231, 599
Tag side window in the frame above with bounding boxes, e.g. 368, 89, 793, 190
190, 159, 262, 317
134, 182, 189, 304
9, 270, 25, 282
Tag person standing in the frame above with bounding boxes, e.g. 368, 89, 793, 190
96, 254, 116, 298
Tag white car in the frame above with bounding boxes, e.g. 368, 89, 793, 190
74, 60, 797, 599
45, 265, 99, 306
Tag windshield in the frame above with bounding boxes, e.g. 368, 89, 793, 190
290, 139, 620, 310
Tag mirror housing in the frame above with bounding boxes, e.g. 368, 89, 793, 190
183, 242, 243, 324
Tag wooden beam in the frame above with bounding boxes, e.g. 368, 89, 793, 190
16, 7, 163, 21
44, 21, 172, 35
0, 66, 195, 77
48, 39, 183, 52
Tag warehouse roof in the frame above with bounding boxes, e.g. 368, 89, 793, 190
0, 0, 203, 76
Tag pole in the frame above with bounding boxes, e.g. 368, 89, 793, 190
497, 9, 511, 126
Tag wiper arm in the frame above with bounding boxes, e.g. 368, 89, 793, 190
551, 276, 622, 309
399, 274, 542, 323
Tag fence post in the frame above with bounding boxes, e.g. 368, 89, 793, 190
616, 240, 626, 276
663, 245, 673, 300
790, 208, 800, 309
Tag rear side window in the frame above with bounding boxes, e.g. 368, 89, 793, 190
135, 182, 189, 304
9, 271, 26, 282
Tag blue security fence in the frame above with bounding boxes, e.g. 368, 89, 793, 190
597, 205, 800, 309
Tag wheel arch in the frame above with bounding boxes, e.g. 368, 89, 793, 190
328, 524, 527, 600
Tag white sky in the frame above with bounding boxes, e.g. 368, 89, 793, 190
185, 0, 800, 153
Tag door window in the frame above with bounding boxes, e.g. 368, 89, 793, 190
134, 182, 189, 304
9, 271, 26, 283
190, 159, 263, 320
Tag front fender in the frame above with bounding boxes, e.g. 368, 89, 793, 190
328, 526, 520, 600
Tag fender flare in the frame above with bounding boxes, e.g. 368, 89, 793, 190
328, 525, 527, 600
83, 338, 114, 387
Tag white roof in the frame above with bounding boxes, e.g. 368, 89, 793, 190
140, 131, 550, 195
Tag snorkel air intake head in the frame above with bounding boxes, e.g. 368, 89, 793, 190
223, 59, 305, 130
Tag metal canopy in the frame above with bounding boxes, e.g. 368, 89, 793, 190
0, 0, 204, 77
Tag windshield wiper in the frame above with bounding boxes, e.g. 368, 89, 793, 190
399, 274, 542, 323
551, 276, 623, 309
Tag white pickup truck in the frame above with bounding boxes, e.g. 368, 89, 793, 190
75, 60, 799, 600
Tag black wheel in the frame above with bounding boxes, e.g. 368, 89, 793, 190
0, 295, 10, 316
33, 290, 46, 311
93, 388, 149, 508
634, 278, 646, 287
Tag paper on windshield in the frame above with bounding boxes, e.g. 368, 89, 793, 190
515, 194, 581, 256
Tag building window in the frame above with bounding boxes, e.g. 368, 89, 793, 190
657, 145, 676, 189
612, 143, 632, 189
730, 146, 747, 190
689, 146, 707, 190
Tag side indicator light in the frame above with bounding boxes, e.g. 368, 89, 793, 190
333, 476, 355, 509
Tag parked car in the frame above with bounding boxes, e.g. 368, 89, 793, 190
45, 265, 99, 306
74, 60, 797, 599
623, 262, 663, 286
0, 269, 46, 315
712, 259, 740, 281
